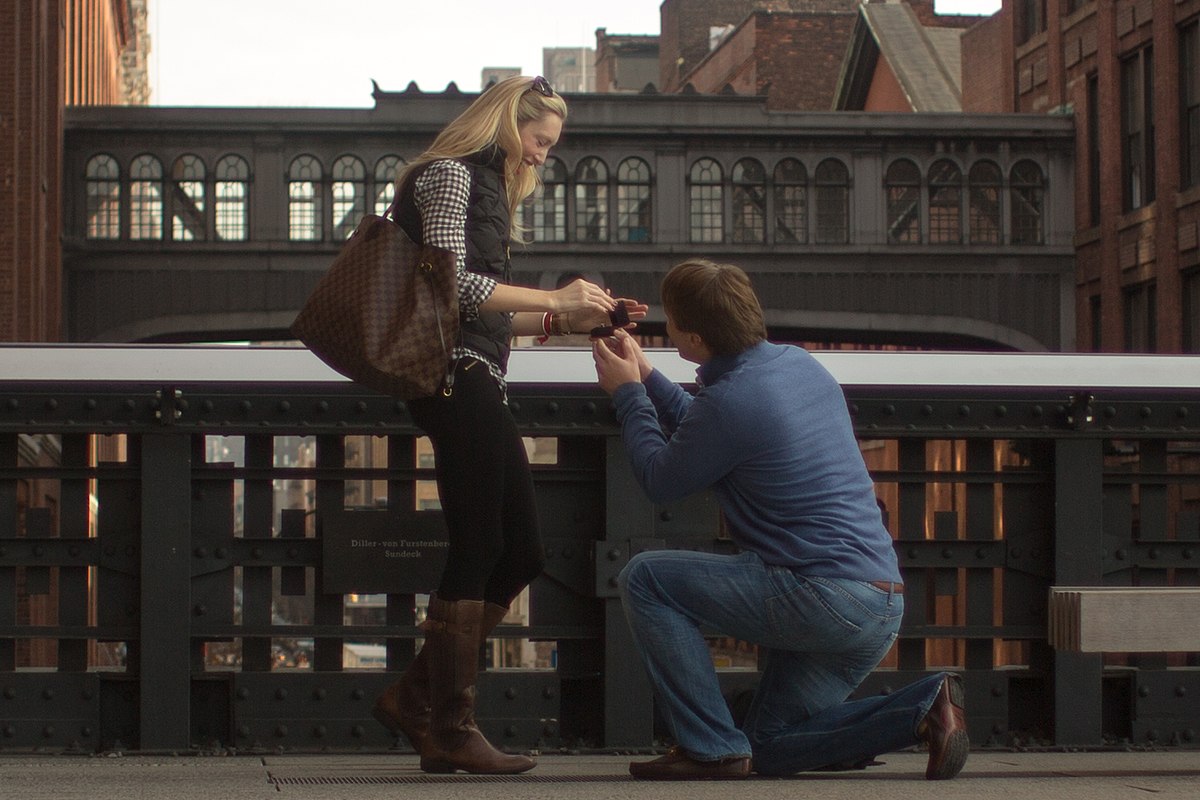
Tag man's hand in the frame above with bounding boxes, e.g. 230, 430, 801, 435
592, 329, 645, 395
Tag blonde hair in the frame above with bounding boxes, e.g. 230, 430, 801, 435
661, 259, 767, 356
397, 76, 567, 234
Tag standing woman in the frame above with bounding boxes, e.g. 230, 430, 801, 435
372, 75, 642, 774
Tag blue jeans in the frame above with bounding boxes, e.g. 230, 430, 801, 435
617, 549, 948, 774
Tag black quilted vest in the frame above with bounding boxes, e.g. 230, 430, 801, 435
395, 145, 513, 371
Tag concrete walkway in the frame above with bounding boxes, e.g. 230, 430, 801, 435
2, 750, 1198, 800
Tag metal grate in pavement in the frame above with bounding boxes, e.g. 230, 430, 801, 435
271, 774, 635, 785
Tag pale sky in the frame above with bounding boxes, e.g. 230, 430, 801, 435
148, 0, 1002, 107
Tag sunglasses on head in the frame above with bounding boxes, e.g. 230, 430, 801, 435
528, 76, 554, 97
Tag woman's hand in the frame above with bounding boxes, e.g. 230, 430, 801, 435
550, 279, 617, 315
592, 329, 649, 394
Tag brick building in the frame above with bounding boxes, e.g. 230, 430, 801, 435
655, 0, 977, 110
594, 29, 660, 93
963, 0, 1200, 354
1, 0, 147, 344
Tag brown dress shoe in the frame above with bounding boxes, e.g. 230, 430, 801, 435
629, 747, 751, 781
919, 674, 969, 780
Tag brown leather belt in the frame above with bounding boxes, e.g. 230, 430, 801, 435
870, 580, 904, 593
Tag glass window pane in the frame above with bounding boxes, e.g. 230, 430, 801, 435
574, 157, 609, 242
171, 154, 206, 242
927, 159, 961, 245
617, 157, 652, 243
773, 158, 806, 244
374, 155, 404, 216
885, 159, 920, 244
129, 154, 163, 241
815, 159, 849, 245
1010, 160, 1044, 245
731, 158, 765, 244
689, 158, 723, 243
523, 158, 567, 243
289, 155, 323, 241
85, 154, 121, 240
968, 161, 1001, 245
215, 155, 250, 241
332, 156, 366, 240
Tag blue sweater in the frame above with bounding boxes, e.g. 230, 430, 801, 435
611, 341, 901, 582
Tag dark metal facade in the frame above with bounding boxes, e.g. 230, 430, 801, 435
0, 347, 1197, 754
63, 91, 1075, 350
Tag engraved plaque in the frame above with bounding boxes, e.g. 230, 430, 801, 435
320, 509, 449, 594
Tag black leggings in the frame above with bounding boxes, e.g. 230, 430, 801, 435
406, 358, 545, 606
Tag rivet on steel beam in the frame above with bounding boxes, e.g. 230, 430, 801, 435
1, 725, 14, 738
33, 545, 44, 557
1146, 729, 1158, 742
351, 725, 365, 738
312, 688, 326, 700
608, 577, 619, 588
1149, 548, 1159, 560
351, 689, 365, 700
275, 725, 288, 738
1138, 686, 1150, 698
275, 689, 287, 700
1115, 549, 1127, 561
1176, 686, 1187, 697
356, 401, 368, 413
993, 723, 1005, 735
543, 724, 556, 737
907, 548, 918, 559
509, 401, 522, 414
124, 399, 136, 410
394, 401, 406, 413
194, 547, 208, 558
976, 547, 988, 559
958, 405, 971, 417
1103, 406, 1117, 419
238, 725, 251, 737
1178, 407, 1189, 418
584, 401, 597, 414
81, 689, 94, 701
193, 604, 206, 616
240, 401, 252, 412
313, 725, 327, 738
6, 399, 17, 410
44, 399, 58, 411
202, 400, 215, 412
1184, 549, 1194, 560
505, 688, 517, 700
278, 401, 291, 412
608, 549, 621, 561
80, 726, 93, 737
660, 511, 672, 522
543, 687, 556, 699
1140, 406, 1152, 418
994, 405, 1007, 417
84, 399, 97, 410
992, 686, 1004, 697
42, 726, 55, 738
236, 688, 250, 700
921, 404, 933, 416
317, 401, 329, 412
505, 726, 518, 738
252, 547, 264, 559
287, 547, 299, 559
546, 401, 560, 414
215, 547, 228, 559
1030, 405, 1043, 417
942, 548, 952, 559
882, 404, 895, 416
43, 688, 55, 700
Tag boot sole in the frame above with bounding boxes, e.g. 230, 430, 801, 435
926, 676, 968, 781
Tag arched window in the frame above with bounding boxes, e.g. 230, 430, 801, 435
928, 159, 962, 244
129, 154, 164, 241
731, 158, 766, 244
332, 155, 366, 240
85, 154, 120, 240
773, 158, 806, 244
1011, 160, 1044, 245
288, 155, 323, 241
214, 155, 250, 241
885, 158, 921, 244
617, 157, 652, 243
524, 157, 567, 242
574, 157, 609, 242
689, 158, 724, 243
171, 154, 206, 241
968, 160, 1001, 245
374, 155, 404, 216
814, 158, 849, 244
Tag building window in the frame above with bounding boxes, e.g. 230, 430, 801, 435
574, 157, 609, 242
689, 158, 724, 243
1019, 0, 1046, 43
773, 158, 806, 244
332, 155, 366, 240
1185, 271, 1200, 352
814, 158, 849, 244
129, 154, 164, 241
288, 155, 323, 241
214, 155, 250, 242
524, 157, 567, 242
1090, 294, 1102, 351
731, 158, 766, 244
1087, 73, 1101, 225
1124, 281, 1157, 352
1181, 23, 1200, 190
928, 159, 962, 244
1122, 46, 1156, 212
885, 159, 921, 244
1010, 160, 1045, 245
374, 155, 404, 216
85, 154, 120, 240
170, 154, 206, 242
968, 160, 1002, 244
617, 157, 652, 243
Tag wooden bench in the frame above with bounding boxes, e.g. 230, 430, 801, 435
1048, 586, 1200, 652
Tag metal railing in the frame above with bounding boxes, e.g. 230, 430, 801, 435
0, 345, 1197, 753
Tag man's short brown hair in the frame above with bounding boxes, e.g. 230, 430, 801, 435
660, 259, 767, 356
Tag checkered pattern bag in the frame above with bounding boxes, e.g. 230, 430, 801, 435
292, 209, 458, 398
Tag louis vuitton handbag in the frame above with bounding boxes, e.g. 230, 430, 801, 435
291, 199, 459, 398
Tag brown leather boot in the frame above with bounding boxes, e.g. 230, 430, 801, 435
919, 674, 969, 780
419, 595, 534, 774
371, 598, 510, 757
